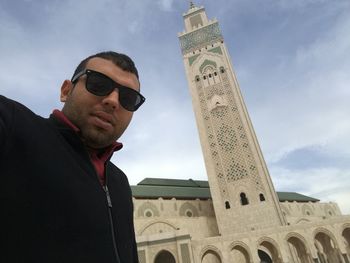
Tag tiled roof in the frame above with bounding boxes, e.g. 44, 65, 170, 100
277, 192, 319, 202
131, 178, 319, 202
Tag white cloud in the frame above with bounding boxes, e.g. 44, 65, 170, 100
271, 166, 350, 214
250, 8, 350, 164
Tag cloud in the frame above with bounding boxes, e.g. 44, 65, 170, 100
158, 0, 174, 12
275, 145, 343, 170
247, 6, 350, 164
270, 166, 350, 214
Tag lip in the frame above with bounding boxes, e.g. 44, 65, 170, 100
94, 111, 114, 123
90, 111, 115, 130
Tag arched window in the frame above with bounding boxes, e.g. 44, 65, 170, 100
259, 193, 265, 201
240, 193, 249, 206
225, 201, 230, 209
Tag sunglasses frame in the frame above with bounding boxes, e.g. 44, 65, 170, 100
71, 69, 145, 112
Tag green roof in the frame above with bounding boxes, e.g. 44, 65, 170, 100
131, 178, 319, 202
137, 178, 209, 188
277, 192, 319, 202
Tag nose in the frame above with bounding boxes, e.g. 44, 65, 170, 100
102, 89, 120, 110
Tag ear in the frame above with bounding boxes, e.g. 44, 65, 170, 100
60, 80, 73, 102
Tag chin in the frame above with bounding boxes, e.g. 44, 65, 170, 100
86, 139, 112, 149
83, 131, 116, 149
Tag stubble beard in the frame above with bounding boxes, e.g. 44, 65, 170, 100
63, 103, 120, 149
79, 123, 118, 149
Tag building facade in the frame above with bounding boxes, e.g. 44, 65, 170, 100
132, 3, 350, 263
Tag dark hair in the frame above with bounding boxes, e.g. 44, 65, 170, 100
71, 51, 139, 80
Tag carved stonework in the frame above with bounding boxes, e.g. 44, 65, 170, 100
179, 22, 223, 54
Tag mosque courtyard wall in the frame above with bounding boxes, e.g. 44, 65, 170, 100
134, 197, 350, 263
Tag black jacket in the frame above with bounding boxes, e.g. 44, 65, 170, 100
0, 95, 138, 263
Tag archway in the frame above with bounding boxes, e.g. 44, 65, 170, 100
342, 227, 350, 261
314, 231, 342, 263
231, 245, 250, 263
258, 240, 282, 263
139, 220, 177, 236
287, 236, 312, 263
202, 250, 221, 263
154, 250, 176, 263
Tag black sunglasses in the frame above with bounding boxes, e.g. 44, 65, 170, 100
71, 69, 145, 112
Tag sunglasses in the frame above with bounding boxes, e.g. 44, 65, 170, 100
71, 69, 145, 112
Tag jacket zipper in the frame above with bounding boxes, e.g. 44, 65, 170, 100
103, 184, 122, 263
88, 151, 121, 263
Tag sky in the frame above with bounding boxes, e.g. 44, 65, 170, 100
1, 0, 350, 214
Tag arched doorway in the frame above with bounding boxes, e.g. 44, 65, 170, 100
231, 245, 250, 263
342, 227, 350, 252
287, 236, 312, 263
314, 231, 342, 263
154, 250, 176, 263
202, 250, 221, 263
342, 227, 350, 262
258, 240, 282, 263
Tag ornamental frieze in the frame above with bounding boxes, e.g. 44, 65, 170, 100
179, 22, 223, 54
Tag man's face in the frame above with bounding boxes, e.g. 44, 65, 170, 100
60, 57, 140, 149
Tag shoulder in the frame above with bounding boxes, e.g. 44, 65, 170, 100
0, 95, 47, 143
0, 95, 16, 115
1, 95, 25, 108
0, 95, 40, 155
0, 95, 34, 128
0, 95, 38, 119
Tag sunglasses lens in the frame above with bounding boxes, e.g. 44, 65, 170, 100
86, 72, 114, 96
119, 88, 142, 111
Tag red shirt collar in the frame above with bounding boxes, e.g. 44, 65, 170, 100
53, 109, 80, 132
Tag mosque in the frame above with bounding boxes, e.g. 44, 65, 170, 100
131, 3, 350, 263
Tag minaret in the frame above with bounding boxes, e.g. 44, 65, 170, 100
178, 3, 286, 235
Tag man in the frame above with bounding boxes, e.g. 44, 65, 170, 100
0, 51, 145, 263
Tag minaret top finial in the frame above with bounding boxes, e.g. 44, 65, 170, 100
189, 1, 195, 9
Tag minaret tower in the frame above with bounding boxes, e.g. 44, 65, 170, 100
178, 3, 286, 235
